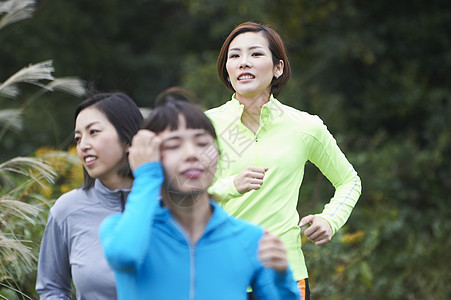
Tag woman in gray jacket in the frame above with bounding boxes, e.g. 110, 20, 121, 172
36, 92, 143, 299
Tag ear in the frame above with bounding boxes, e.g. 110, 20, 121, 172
274, 60, 284, 78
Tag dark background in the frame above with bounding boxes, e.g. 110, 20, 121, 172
1, 0, 450, 298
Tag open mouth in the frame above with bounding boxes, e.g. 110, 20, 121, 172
238, 74, 255, 81
84, 155, 97, 166
182, 169, 203, 179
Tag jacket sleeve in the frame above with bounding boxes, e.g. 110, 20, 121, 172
99, 162, 163, 272
244, 228, 299, 300
207, 174, 241, 202
251, 266, 299, 300
36, 212, 72, 300
305, 116, 362, 234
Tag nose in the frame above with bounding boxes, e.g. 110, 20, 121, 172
78, 136, 91, 151
183, 142, 199, 161
239, 55, 251, 69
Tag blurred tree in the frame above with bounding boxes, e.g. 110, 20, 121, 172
0, 0, 450, 298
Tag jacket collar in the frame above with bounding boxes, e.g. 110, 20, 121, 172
229, 94, 283, 127
92, 179, 130, 210
153, 199, 231, 241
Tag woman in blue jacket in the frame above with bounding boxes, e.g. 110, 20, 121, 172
99, 87, 299, 300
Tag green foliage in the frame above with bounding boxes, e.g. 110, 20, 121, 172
0, 2, 86, 298
0, 0, 450, 298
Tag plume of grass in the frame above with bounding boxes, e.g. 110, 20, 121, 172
0, 84, 19, 98
0, 0, 35, 30
0, 158, 53, 289
0, 109, 22, 132
0, 60, 54, 96
0, 61, 86, 139
0, 199, 41, 226
45, 77, 87, 97
0, 231, 36, 283
0, 157, 56, 189
0, 2, 86, 296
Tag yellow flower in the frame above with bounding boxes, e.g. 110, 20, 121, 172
68, 146, 78, 155
339, 230, 365, 244
40, 183, 53, 198
60, 184, 71, 194
336, 264, 345, 276
34, 146, 54, 158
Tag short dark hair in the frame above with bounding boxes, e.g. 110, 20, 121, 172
142, 87, 216, 139
74, 92, 143, 190
217, 21, 291, 98
154, 86, 201, 106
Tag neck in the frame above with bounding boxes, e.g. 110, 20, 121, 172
236, 90, 271, 111
237, 93, 270, 135
163, 191, 212, 244
101, 176, 133, 190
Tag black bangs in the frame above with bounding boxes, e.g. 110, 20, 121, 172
141, 100, 217, 139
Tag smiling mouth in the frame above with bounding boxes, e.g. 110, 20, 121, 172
182, 169, 203, 178
238, 74, 255, 80
84, 156, 97, 165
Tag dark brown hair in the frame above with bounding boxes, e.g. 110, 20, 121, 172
142, 87, 216, 139
217, 21, 291, 98
74, 92, 143, 190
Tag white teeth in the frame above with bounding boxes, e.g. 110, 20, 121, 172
85, 157, 96, 162
239, 75, 254, 80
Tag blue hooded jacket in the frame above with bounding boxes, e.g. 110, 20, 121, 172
99, 162, 298, 300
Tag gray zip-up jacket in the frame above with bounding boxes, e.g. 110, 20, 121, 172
36, 180, 129, 300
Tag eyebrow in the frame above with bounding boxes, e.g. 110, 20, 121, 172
74, 121, 100, 134
162, 136, 181, 143
228, 45, 264, 52
162, 131, 210, 143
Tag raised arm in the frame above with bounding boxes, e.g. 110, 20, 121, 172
208, 166, 268, 202
99, 130, 163, 272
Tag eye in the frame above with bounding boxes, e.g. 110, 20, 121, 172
252, 52, 263, 57
74, 136, 81, 144
162, 142, 180, 150
196, 136, 212, 148
228, 53, 239, 59
89, 129, 99, 135
197, 141, 210, 147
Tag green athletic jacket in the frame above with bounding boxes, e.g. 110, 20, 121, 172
205, 95, 362, 280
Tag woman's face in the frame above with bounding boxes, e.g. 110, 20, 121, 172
226, 31, 283, 99
158, 116, 218, 203
74, 107, 128, 188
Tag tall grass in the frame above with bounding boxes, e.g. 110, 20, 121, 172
0, 1, 86, 297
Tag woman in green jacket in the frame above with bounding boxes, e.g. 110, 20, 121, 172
206, 22, 362, 300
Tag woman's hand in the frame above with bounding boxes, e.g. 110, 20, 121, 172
128, 130, 161, 172
258, 232, 288, 273
299, 215, 333, 246
233, 166, 268, 194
